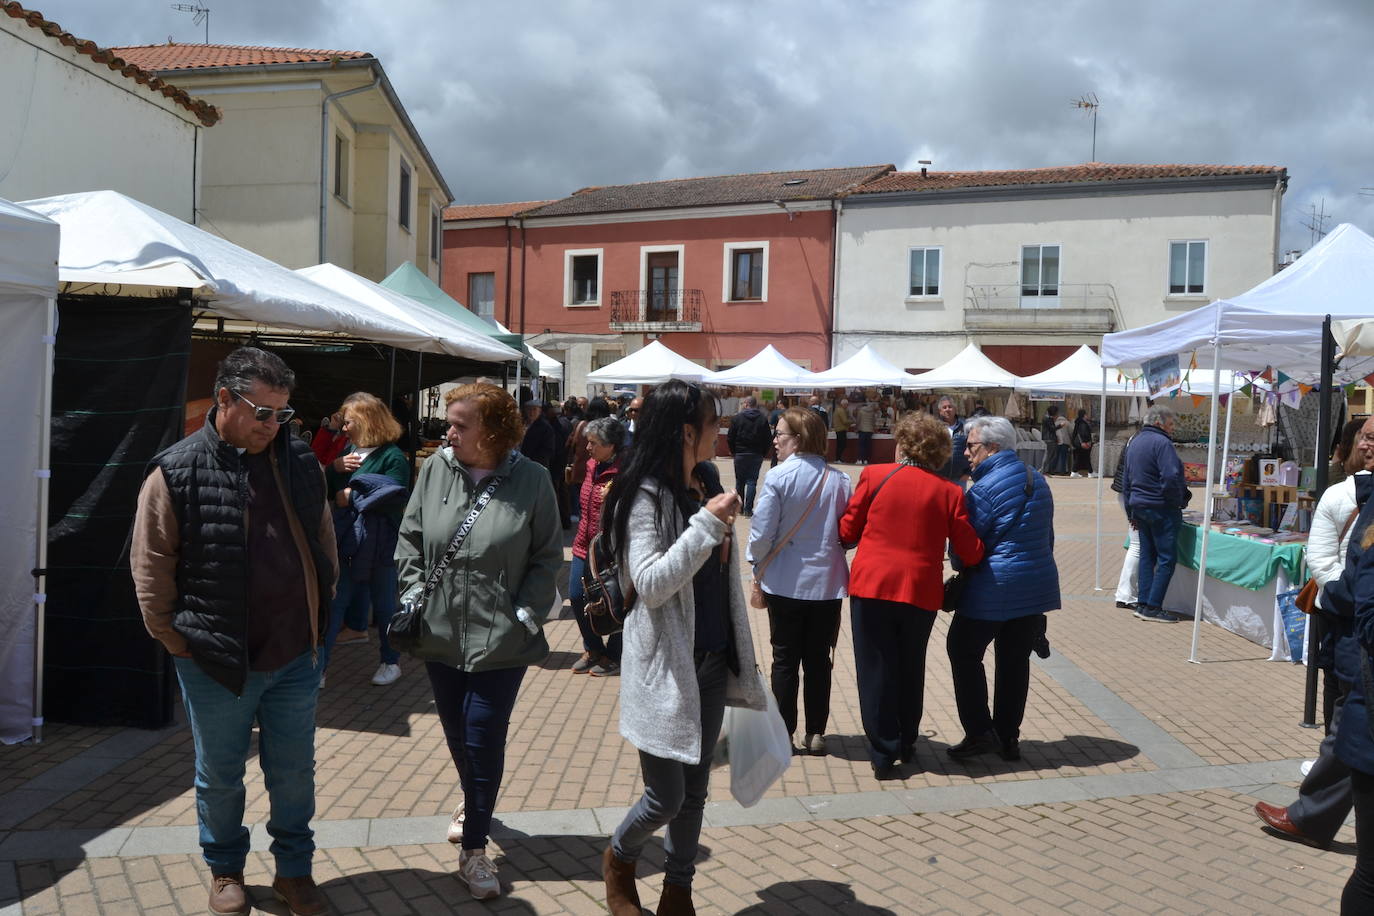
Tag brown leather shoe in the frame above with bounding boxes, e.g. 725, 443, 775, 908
603, 845, 641, 915
208, 872, 249, 916
1254, 801, 1328, 849
657, 882, 696, 916
272, 874, 329, 915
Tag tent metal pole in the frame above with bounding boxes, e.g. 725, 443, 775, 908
1189, 346, 1224, 664
32, 296, 56, 743
1302, 316, 1336, 726
385, 347, 396, 407
1095, 368, 1107, 590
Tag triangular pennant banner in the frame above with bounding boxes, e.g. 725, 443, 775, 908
1190, 394, 1206, 408
1276, 370, 1291, 386
1298, 383, 1313, 397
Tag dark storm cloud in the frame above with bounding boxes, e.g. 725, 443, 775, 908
35, 0, 1374, 250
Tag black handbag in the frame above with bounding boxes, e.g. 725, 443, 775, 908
583, 531, 636, 637
942, 464, 1035, 613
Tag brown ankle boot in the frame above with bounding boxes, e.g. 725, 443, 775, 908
657, 882, 695, 916
208, 872, 248, 916
602, 845, 641, 915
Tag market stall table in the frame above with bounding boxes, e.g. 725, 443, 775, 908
1160, 522, 1306, 660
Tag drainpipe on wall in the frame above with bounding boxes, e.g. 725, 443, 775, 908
318, 74, 381, 264
829, 199, 843, 367
1270, 172, 1286, 271
504, 218, 514, 327
518, 217, 528, 335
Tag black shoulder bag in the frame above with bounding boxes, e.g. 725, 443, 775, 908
942, 464, 1035, 612
584, 529, 637, 637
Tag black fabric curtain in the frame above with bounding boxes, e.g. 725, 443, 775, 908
44, 295, 193, 728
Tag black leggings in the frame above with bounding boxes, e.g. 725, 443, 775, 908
1346, 768, 1374, 913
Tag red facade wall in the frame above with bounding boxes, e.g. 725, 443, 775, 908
442, 208, 837, 370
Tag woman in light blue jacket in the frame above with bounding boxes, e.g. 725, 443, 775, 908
748, 406, 851, 755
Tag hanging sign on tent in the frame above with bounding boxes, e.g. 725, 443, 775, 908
1028, 390, 1066, 401
1143, 354, 1182, 398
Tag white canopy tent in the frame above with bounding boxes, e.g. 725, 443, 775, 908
906, 343, 1023, 389
709, 344, 816, 388
808, 344, 924, 388
586, 340, 717, 386
492, 320, 562, 384
0, 199, 59, 745
1018, 345, 1151, 396
1101, 222, 1374, 664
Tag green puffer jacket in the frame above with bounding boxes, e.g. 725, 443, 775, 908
395, 447, 562, 671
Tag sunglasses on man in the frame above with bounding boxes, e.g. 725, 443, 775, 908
234, 390, 296, 424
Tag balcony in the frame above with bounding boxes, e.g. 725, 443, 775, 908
963, 283, 1118, 334
609, 289, 704, 332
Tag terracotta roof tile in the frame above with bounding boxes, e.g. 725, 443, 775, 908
852, 162, 1286, 195
442, 201, 558, 221
111, 42, 372, 71
525, 165, 895, 217
2, 2, 221, 125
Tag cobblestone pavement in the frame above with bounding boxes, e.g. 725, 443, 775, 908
0, 469, 1353, 914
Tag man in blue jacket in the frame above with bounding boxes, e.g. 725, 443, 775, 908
1123, 405, 1190, 622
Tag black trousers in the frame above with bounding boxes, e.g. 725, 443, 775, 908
850, 596, 936, 767
834, 430, 849, 462
1345, 768, 1374, 913
765, 594, 842, 736
1290, 680, 1353, 846
946, 613, 1045, 745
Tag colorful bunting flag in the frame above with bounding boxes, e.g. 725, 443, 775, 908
1190, 394, 1206, 408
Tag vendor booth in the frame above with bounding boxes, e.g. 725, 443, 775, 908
0, 199, 59, 745
1100, 222, 1374, 666
585, 339, 718, 386
906, 342, 1024, 390
807, 344, 922, 389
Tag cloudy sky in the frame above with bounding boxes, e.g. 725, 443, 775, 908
38, 0, 1374, 252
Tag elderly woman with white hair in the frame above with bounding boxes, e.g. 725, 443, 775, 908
945, 415, 1060, 763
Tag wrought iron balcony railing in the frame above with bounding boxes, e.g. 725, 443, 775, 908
609, 289, 704, 330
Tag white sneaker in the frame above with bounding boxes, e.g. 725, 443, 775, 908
1070, 472, 1083, 478
1301, 759, 1316, 777
458, 847, 500, 899
446, 800, 465, 843
318, 672, 327, 688
371, 663, 402, 686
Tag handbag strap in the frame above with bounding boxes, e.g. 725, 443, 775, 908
417, 455, 511, 606
1340, 507, 1360, 545
755, 466, 831, 579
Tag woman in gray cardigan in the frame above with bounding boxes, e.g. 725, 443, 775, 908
600, 380, 768, 916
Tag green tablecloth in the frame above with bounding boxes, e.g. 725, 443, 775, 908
1175, 523, 1306, 591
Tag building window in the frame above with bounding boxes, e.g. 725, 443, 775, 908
1169, 240, 1206, 294
468, 272, 495, 322
592, 348, 621, 371
722, 241, 768, 302
430, 207, 441, 262
908, 247, 941, 297
333, 133, 349, 201
398, 159, 412, 231
564, 249, 602, 306
1021, 244, 1060, 297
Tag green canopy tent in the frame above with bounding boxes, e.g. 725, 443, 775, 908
379, 263, 537, 380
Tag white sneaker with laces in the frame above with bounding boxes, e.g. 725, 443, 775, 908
371, 663, 402, 686
446, 800, 465, 843
458, 847, 500, 899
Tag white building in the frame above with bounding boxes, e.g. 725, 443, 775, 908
833, 164, 1287, 375
0, 5, 217, 220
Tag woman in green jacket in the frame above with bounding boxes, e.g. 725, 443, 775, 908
320, 392, 412, 686
395, 382, 561, 901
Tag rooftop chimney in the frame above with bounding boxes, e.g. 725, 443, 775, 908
918, 159, 932, 178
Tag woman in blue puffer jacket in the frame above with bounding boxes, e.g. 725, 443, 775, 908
946, 415, 1060, 762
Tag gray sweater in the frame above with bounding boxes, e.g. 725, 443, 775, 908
619, 480, 768, 764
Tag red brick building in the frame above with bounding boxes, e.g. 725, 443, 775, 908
442, 165, 892, 393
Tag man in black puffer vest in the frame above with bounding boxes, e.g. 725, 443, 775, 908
132, 347, 337, 916
727, 394, 773, 517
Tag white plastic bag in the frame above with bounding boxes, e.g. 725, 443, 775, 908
715, 691, 791, 807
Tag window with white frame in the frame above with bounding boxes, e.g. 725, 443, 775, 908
398, 159, 412, 231
1169, 240, 1206, 295
723, 242, 768, 301
564, 249, 602, 306
1021, 244, 1060, 297
468, 272, 495, 322
592, 348, 622, 371
908, 247, 941, 297
333, 133, 349, 202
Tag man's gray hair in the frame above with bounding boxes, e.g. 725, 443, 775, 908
965, 415, 1016, 453
740, 395, 756, 409
1142, 405, 1176, 428
585, 416, 626, 450
937, 395, 956, 408
212, 346, 295, 399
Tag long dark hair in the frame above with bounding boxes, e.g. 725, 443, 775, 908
602, 380, 717, 559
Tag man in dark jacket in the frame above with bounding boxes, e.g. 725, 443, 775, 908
937, 395, 970, 481
1123, 405, 1189, 622
131, 347, 337, 916
727, 395, 772, 517
519, 399, 556, 469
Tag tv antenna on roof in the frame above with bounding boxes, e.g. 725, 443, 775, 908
171, 3, 210, 43
1071, 93, 1100, 161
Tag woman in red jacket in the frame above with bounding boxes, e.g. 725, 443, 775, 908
568, 416, 626, 676
840, 412, 983, 780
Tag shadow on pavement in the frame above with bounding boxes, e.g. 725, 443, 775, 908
819, 732, 1142, 773
737, 879, 898, 914
491, 823, 713, 883
250, 870, 540, 914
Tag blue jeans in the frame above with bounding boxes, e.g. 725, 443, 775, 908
733, 453, 764, 514
1133, 506, 1182, 609
320, 564, 400, 671
426, 662, 526, 850
174, 650, 319, 877
612, 649, 727, 888
568, 555, 621, 660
